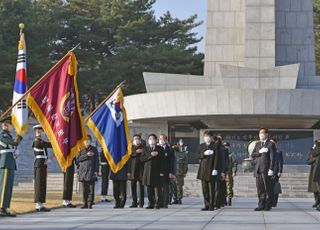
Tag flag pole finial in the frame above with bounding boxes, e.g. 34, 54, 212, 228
19, 23, 24, 31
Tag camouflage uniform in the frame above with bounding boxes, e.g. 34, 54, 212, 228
225, 151, 237, 200
172, 146, 188, 202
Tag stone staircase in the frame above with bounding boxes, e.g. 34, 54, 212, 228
183, 165, 313, 198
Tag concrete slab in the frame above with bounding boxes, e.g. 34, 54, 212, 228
0, 198, 319, 230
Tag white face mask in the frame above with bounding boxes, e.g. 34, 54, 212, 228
159, 140, 166, 146
133, 139, 141, 146
259, 134, 266, 141
148, 139, 156, 146
204, 136, 211, 144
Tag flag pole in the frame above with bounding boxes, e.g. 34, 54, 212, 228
0, 44, 80, 121
84, 80, 127, 122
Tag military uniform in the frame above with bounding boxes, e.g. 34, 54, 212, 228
100, 152, 111, 202
33, 135, 52, 211
62, 160, 76, 208
225, 150, 237, 205
172, 145, 188, 203
0, 128, 22, 217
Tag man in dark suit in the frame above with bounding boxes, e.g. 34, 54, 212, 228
141, 134, 165, 209
251, 128, 275, 211
158, 134, 174, 208
62, 159, 77, 208
197, 131, 220, 211
129, 134, 145, 208
32, 125, 52, 212
270, 138, 283, 207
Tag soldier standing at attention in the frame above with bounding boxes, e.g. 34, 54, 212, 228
100, 151, 111, 203
62, 159, 77, 208
172, 139, 188, 205
0, 117, 23, 217
223, 142, 237, 206
32, 124, 52, 212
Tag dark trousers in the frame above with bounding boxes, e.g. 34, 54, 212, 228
160, 183, 170, 206
131, 179, 144, 206
82, 181, 94, 205
271, 176, 280, 206
215, 179, 226, 207
256, 173, 272, 208
63, 164, 74, 201
0, 168, 14, 209
113, 180, 127, 207
101, 165, 110, 196
201, 177, 217, 209
34, 166, 47, 203
147, 185, 161, 207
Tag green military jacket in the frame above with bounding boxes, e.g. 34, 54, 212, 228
173, 146, 188, 176
227, 152, 237, 174
0, 130, 22, 170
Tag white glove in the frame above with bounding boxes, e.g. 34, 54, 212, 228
268, 169, 273, 176
313, 144, 316, 149
259, 147, 268, 153
212, 169, 218, 176
204, 150, 214, 156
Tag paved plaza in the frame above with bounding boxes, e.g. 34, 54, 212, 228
0, 198, 319, 230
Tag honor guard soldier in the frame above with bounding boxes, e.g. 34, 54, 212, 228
62, 158, 77, 208
0, 117, 23, 217
32, 124, 52, 212
100, 151, 111, 203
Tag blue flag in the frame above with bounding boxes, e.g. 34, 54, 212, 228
87, 88, 131, 173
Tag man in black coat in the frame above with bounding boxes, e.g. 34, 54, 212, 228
32, 125, 52, 212
141, 134, 165, 209
270, 138, 283, 207
128, 134, 145, 208
76, 135, 99, 209
215, 135, 227, 209
197, 131, 220, 211
251, 128, 275, 211
110, 160, 131, 208
158, 134, 175, 208
310, 140, 320, 211
100, 152, 111, 203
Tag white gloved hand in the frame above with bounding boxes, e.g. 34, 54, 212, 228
204, 150, 214, 156
212, 169, 218, 176
259, 147, 268, 153
268, 169, 273, 176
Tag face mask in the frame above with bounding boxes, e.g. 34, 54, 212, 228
204, 136, 211, 144
159, 140, 166, 146
148, 139, 156, 146
133, 140, 141, 146
259, 134, 266, 140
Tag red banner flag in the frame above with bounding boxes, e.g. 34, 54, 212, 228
26, 51, 87, 171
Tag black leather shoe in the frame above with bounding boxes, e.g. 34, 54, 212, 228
130, 204, 138, 208
37, 207, 51, 212
64, 203, 76, 208
316, 207, 320, 211
172, 200, 179, 204
312, 203, 319, 208
155, 205, 160, 209
201, 207, 209, 211
209, 206, 215, 211
146, 206, 154, 209
264, 206, 272, 211
80, 204, 88, 209
254, 207, 264, 211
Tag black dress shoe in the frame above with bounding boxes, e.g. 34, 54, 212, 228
178, 200, 182, 205
209, 206, 215, 211
130, 204, 138, 208
139, 204, 144, 208
155, 205, 160, 209
172, 200, 179, 204
37, 207, 51, 212
254, 207, 264, 211
316, 207, 320, 211
80, 204, 88, 209
201, 207, 209, 211
146, 206, 154, 209
264, 206, 272, 211
64, 203, 76, 208
312, 203, 319, 208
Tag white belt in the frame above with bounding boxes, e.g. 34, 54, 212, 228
0, 149, 15, 154
100, 162, 108, 165
0, 141, 8, 148
33, 148, 45, 152
36, 155, 48, 159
